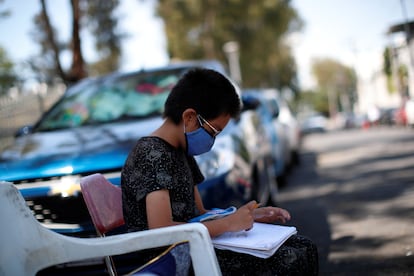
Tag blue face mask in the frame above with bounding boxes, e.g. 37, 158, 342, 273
185, 127, 215, 156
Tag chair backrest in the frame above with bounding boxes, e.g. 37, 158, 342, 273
80, 173, 125, 236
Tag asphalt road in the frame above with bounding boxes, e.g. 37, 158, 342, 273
278, 127, 414, 276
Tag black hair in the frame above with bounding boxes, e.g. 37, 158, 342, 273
163, 68, 241, 124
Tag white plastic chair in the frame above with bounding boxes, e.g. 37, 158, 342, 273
0, 181, 221, 276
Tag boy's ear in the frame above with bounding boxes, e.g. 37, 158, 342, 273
182, 108, 198, 128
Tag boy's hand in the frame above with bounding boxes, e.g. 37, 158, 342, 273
225, 201, 257, 232
253, 206, 291, 223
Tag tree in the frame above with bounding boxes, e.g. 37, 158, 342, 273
0, 0, 10, 18
0, 2, 17, 96
29, 0, 123, 85
311, 58, 357, 118
383, 47, 394, 93
296, 88, 330, 116
0, 47, 18, 96
83, 0, 125, 75
29, 0, 69, 84
157, 0, 302, 91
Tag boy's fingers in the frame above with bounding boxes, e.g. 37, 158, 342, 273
246, 200, 258, 210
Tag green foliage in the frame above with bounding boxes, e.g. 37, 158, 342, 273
0, 47, 18, 96
383, 47, 396, 93
0, 2, 17, 96
397, 64, 409, 97
297, 89, 330, 116
157, 0, 303, 91
29, 3, 63, 83
0, 0, 10, 19
29, 0, 123, 84
386, 74, 395, 93
311, 58, 357, 116
383, 47, 392, 76
84, 0, 124, 75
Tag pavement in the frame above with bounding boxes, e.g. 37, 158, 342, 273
278, 127, 414, 275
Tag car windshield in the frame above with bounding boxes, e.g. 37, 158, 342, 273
36, 68, 188, 131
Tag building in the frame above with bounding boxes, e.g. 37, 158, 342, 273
387, 20, 414, 125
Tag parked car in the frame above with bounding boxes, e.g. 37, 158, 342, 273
394, 105, 407, 126
405, 98, 414, 127
262, 89, 301, 167
376, 107, 396, 126
0, 60, 276, 232
300, 113, 328, 135
242, 89, 291, 187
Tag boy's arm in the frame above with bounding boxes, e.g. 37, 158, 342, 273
194, 186, 208, 214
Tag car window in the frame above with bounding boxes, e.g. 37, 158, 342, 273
36, 69, 187, 131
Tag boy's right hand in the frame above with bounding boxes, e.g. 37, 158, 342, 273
225, 201, 257, 232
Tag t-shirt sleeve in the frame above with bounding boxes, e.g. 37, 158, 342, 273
123, 141, 175, 202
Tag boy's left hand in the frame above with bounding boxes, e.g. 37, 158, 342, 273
253, 206, 291, 223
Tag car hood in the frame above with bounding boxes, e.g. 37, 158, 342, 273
0, 117, 163, 181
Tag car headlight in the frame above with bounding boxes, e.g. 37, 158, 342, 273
195, 135, 235, 179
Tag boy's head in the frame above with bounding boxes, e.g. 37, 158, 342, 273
164, 68, 241, 124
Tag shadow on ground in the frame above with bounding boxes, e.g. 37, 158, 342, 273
278, 131, 414, 275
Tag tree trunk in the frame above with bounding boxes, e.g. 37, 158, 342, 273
67, 0, 87, 83
40, 0, 66, 82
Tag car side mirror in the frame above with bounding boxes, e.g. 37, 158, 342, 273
271, 107, 279, 118
14, 125, 33, 138
268, 100, 280, 118
241, 96, 261, 112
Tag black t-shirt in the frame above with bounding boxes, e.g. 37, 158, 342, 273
121, 136, 204, 232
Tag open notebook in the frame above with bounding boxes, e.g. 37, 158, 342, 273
212, 222, 297, 258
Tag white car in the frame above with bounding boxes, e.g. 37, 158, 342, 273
300, 113, 328, 135
272, 92, 301, 165
243, 88, 301, 187
405, 99, 414, 127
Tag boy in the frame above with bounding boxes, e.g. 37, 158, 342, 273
121, 68, 318, 275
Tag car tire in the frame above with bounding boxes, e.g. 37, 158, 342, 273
292, 150, 300, 165
252, 158, 278, 206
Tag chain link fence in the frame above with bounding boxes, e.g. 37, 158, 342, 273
0, 84, 65, 151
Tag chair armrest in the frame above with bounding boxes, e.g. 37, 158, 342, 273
31, 223, 221, 276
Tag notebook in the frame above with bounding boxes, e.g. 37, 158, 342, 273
212, 222, 297, 258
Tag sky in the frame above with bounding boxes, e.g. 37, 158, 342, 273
290, 0, 414, 88
0, 0, 413, 89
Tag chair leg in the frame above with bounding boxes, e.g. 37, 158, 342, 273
104, 256, 117, 276
100, 232, 117, 276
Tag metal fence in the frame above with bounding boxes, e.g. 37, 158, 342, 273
0, 84, 65, 151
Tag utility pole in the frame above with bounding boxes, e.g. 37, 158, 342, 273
223, 41, 242, 87
400, 0, 413, 98
400, 0, 414, 69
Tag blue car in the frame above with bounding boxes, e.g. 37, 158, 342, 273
0, 61, 277, 239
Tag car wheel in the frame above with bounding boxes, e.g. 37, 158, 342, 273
292, 150, 300, 165
267, 160, 279, 206
252, 158, 278, 206
277, 173, 287, 188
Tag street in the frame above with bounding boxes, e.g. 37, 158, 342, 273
278, 127, 414, 275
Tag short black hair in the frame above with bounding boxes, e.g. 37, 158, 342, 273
164, 68, 241, 124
